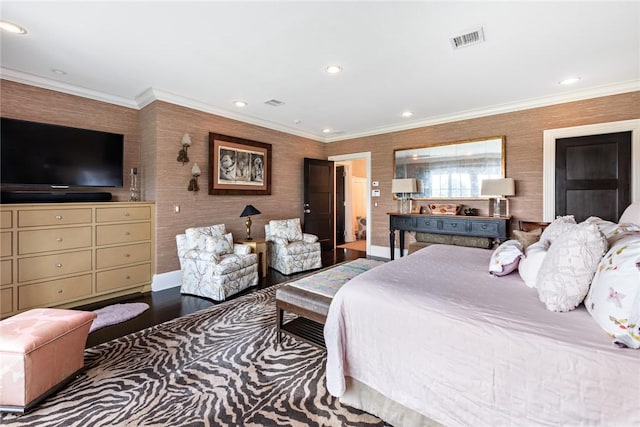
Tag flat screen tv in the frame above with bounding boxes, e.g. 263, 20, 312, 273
1, 117, 124, 188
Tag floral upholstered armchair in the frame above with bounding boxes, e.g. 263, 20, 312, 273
265, 218, 322, 275
176, 224, 258, 301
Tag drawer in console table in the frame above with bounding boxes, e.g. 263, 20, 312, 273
388, 213, 510, 260
0, 202, 155, 319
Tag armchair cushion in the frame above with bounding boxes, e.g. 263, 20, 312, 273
269, 218, 303, 242
185, 224, 226, 250
233, 244, 252, 255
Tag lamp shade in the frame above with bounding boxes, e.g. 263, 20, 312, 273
240, 204, 261, 217
182, 133, 192, 147
480, 178, 515, 197
391, 178, 417, 194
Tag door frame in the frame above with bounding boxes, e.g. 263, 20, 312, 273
328, 152, 371, 254
543, 119, 640, 221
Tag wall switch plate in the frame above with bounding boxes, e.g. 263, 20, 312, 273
174, 204, 180, 213
372, 181, 379, 187
372, 189, 381, 197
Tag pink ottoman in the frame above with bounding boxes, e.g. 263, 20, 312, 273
0, 308, 96, 413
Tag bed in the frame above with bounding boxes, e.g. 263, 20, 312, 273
324, 210, 640, 426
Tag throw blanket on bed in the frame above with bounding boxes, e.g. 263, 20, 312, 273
287, 258, 385, 298
324, 245, 639, 427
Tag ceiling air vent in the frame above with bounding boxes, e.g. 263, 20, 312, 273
264, 99, 285, 107
450, 27, 485, 49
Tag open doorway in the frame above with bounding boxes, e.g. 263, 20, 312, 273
329, 152, 371, 254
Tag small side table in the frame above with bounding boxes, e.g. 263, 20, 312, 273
237, 238, 268, 277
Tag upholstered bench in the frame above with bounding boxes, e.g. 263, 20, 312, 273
275, 258, 385, 348
0, 308, 96, 413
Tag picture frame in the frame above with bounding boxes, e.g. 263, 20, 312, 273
209, 133, 272, 195
411, 204, 421, 214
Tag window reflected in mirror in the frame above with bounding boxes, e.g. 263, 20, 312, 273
394, 136, 505, 199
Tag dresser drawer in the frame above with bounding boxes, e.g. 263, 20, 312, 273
18, 274, 92, 310
96, 206, 151, 223
441, 218, 469, 234
96, 242, 151, 269
1, 259, 13, 286
19, 250, 92, 282
1, 232, 12, 257
96, 263, 151, 293
18, 208, 92, 227
1, 287, 13, 315
96, 222, 151, 246
416, 217, 440, 232
470, 220, 500, 236
18, 226, 92, 255
1, 211, 12, 229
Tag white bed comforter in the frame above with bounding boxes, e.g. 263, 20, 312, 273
324, 245, 639, 427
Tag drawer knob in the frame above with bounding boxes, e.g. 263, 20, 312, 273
55, 215, 63, 220
124, 253, 131, 258
124, 212, 131, 217
57, 289, 63, 294
56, 237, 63, 242
125, 275, 131, 280
124, 231, 131, 236
55, 263, 62, 268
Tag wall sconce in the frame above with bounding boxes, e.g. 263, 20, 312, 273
188, 163, 201, 192
480, 178, 515, 217
239, 204, 261, 241
177, 133, 191, 165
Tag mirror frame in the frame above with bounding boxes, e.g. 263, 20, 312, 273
393, 136, 506, 200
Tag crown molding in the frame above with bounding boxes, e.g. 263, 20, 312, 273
0, 67, 139, 109
325, 79, 640, 143
137, 87, 325, 142
2, 67, 637, 144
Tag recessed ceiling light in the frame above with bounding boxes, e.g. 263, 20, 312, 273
51, 69, 67, 75
559, 77, 581, 85
402, 111, 413, 118
233, 100, 248, 107
325, 65, 343, 74
0, 20, 27, 34
293, 119, 301, 124
322, 128, 332, 133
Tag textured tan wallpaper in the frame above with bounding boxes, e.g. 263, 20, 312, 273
2, 80, 638, 271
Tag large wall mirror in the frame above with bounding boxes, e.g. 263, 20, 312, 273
394, 136, 505, 199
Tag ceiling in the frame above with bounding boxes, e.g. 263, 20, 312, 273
1, 1, 639, 142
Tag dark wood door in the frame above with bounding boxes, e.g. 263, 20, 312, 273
556, 132, 631, 222
304, 158, 334, 250
336, 165, 346, 245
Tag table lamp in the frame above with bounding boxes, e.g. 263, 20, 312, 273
391, 178, 417, 214
480, 178, 515, 217
240, 205, 261, 240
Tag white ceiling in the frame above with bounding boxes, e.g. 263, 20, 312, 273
1, 1, 639, 142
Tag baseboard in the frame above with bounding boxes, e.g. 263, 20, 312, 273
369, 244, 404, 259
151, 270, 182, 292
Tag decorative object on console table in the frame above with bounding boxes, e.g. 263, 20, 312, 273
188, 163, 201, 192
480, 178, 515, 217
177, 133, 191, 165
391, 178, 417, 214
388, 212, 509, 260
240, 204, 261, 240
237, 238, 268, 277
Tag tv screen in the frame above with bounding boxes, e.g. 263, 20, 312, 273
1, 117, 124, 188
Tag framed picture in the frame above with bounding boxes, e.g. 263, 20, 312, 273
411, 204, 421, 214
209, 133, 272, 195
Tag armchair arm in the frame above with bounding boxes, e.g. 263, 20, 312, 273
233, 244, 252, 255
181, 249, 221, 264
269, 236, 290, 246
303, 233, 319, 243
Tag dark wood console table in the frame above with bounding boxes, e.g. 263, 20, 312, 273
388, 213, 510, 260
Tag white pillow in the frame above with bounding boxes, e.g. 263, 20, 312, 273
489, 240, 523, 276
582, 216, 639, 246
619, 202, 640, 226
585, 232, 640, 349
518, 240, 550, 288
204, 232, 234, 256
537, 222, 607, 312
539, 215, 576, 244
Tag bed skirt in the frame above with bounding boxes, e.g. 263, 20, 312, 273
341, 377, 442, 427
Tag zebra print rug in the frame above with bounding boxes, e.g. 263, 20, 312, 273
1, 283, 387, 427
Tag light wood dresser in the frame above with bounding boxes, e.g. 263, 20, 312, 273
0, 202, 155, 319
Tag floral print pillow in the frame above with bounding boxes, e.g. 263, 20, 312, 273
585, 232, 640, 349
185, 224, 227, 250
204, 233, 234, 256
489, 239, 523, 277
268, 218, 303, 242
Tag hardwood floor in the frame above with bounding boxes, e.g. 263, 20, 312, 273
79, 248, 365, 348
